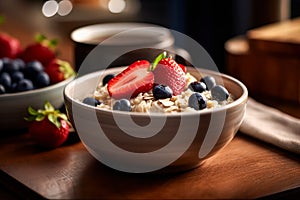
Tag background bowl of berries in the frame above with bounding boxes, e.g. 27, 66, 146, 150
64, 52, 248, 173
0, 33, 75, 131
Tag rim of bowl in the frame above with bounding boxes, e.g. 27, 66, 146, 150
0, 75, 76, 100
64, 67, 248, 117
70, 22, 174, 47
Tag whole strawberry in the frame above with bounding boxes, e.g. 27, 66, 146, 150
20, 34, 56, 66
107, 60, 154, 99
151, 52, 186, 95
45, 59, 75, 84
0, 32, 22, 59
25, 101, 70, 148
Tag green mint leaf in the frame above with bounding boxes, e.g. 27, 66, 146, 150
150, 51, 167, 71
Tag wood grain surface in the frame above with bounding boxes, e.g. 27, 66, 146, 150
0, 132, 299, 199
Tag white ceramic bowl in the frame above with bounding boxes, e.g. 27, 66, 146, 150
64, 67, 248, 173
0, 76, 75, 132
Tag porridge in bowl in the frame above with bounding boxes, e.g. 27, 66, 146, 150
83, 52, 234, 113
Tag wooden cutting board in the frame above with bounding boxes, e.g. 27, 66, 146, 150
247, 17, 300, 55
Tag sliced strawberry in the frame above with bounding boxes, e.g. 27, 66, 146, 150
152, 55, 186, 95
107, 60, 154, 99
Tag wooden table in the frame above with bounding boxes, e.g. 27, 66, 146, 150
0, 5, 300, 199
0, 131, 299, 199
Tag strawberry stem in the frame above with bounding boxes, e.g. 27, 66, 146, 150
35, 33, 58, 49
150, 51, 167, 71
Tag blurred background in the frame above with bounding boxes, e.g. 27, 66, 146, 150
1, 0, 299, 70
1, 0, 300, 115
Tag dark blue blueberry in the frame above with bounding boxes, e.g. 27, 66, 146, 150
188, 93, 207, 110
11, 71, 24, 83
211, 85, 229, 102
113, 99, 131, 112
83, 97, 101, 107
188, 81, 206, 93
153, 84, 173, 99
35, 72, 50, 88
16, 79, 34, 92
0, 59, 3, 73
0, 84, 6, 94
23, 61, 44, 79
200, 76, 216, 90
2, 60, 19, 75
13, 59, 26, 71
0, 72, 12, 89
102, 74, 115, 86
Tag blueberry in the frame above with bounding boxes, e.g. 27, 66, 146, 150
23, 61, 44, 79
0, 84, 6, 94
200, 76, 216, 90
83, 97, 101, 107
188, 93, 207, 110
0, 72, 12, 89
102, 74, 115, 86
211, 85, 229, 102
16, 79, 34, 92
113, 99, 131, 112
153, 84, 173, 99
13, 59, 25, 71
11, 71, 24, 83
188, 81, 206, 93
0, 59, 3, 73
35, 72, 50, 88
2, 60, 19, 75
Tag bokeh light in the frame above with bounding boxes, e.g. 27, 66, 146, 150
108, 0, 126, 13
58, 0, 73, 16
42, 0, 59, 17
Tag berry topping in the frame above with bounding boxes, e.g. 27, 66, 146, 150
151, 52, 186, 95
23, 61, 44, 80
188, 93, 207, 110
211, 85, 229, 102
0, 84, 5, 94
113, 99, 131, 112
83, 97, 101, 107
200, 76, 216, 90
24, 101, 70, 148
107, 60, 154, 99
0, 72, 11, 89
102, 74, 115, 86
153, 84, 173, 100
188, 81, 206, 93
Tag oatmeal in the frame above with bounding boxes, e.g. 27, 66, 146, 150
82, 52, 234, 112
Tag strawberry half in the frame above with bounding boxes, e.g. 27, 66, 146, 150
45, 59, 75, 84
151, 52, 186, 95
0, 32, 22, 59
107, 60, 154, 99
19, 34, 56, 66
25, 101, 70, 149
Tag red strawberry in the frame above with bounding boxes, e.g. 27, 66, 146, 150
178, 63, 187, 73
20, 34, 56, 66
45, 59, 75, 84
0, 32, 21, 59
107, 60, 154, 99
25, 101, 70, 148
151, 53, 186, 95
